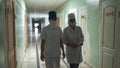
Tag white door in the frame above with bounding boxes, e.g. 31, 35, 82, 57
101, 1, 117, 68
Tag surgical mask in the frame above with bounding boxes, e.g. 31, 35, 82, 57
69, 22, 76, 26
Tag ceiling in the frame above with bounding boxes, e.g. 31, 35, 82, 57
24, 0, 67, 13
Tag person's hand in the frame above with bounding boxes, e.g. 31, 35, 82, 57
80, 43, 83, 46
40, 54, 44, 61
62, 52, 65, 59
71, 43, 78, 48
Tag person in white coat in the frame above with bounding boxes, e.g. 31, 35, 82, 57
63, 13, 84, 68
40, 11, 65, 68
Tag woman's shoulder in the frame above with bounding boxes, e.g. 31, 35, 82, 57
76, 26, 82, 29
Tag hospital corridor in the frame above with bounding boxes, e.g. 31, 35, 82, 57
0, 0, 120, 68
21, 28, 89, 68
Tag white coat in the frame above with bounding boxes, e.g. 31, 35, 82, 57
41, 23, 62, 58
63, 26, 84, 64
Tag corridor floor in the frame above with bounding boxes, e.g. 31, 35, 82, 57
21, 32, 91, 68
21, 33, 67, 68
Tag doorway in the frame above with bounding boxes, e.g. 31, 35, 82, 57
5, 1, 17, 68
101, 1, 117, 68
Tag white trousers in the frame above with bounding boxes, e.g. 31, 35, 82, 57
45, 57, 60, 68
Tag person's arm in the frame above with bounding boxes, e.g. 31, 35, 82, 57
66, 42, 78, 48
76, 26, 84, 46
59, 27, 65, 59
40, 39, 45, 61
60, 38, 65, 59
63, 29, 69, 47
40, 28, 46, 61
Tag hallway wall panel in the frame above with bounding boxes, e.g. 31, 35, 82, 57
14, 0, 26, 68
86, 1, 100, 68
0, 0, 7, 68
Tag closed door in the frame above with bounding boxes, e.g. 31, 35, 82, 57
101, 1, 117, 68
5, 1, 16, 68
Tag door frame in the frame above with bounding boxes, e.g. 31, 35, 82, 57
100, 0, 117, 68
5, 0, 17, 68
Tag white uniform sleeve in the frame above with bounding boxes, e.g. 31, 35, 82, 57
77, 26, 84, 46
59, 27, 63, 40
63, 28, 68, 45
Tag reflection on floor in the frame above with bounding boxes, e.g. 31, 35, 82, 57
21, 33, 92, 68
21, 43, 37, 68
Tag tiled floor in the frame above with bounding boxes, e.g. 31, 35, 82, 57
21, 32, 92, 68
21, 43, 37, 68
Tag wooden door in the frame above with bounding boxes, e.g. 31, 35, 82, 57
24, 14, 28, 52
5, 1, 17, 68
101, 1, 117, 68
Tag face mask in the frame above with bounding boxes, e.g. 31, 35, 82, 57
69, 22, 76, 26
